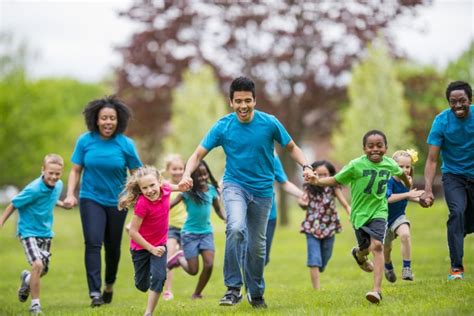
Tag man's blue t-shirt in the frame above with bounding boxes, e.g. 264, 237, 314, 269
269, 155, 288, 221
71, 132, 142, 206
201, 110, 292, 197
181, 184, 218, 234
427, 105, 474, 178
12, 176, 63, 238
386, 177, 409, 227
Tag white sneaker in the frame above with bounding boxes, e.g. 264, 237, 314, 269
365, 291, 382, 304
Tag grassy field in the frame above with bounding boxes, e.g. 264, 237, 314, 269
0, 201, 473, 315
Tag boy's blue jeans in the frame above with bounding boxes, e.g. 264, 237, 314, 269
442, 173, 474, 270
222, 182, 272, 298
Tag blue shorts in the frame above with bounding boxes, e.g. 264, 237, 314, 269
168, 226, 182, 244
130, 249, 167, 293
181, 232, 214, 259
305, 234, 335, 272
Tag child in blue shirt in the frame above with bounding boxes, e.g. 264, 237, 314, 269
0, 154, 66, 315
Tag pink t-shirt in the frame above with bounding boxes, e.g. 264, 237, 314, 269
130, 183, 171, 251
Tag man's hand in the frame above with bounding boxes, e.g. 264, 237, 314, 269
419, 191, 434, 208
178, 176, 193, 191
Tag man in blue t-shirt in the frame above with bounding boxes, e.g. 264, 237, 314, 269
179, 76, 311, 308
420, 81, 474, 281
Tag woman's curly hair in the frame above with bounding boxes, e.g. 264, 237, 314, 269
83, 95, 132, 135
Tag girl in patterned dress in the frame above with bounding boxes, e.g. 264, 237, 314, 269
300, 160, 351, 289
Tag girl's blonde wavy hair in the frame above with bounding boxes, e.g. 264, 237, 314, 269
392, 149, 418, 178
118, 165, 162, 210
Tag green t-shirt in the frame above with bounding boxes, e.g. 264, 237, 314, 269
334, 155, 403, 229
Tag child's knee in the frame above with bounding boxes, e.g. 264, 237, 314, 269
399, 232, 411, 243
370, 240, 383, 252
31, 260, 44, 274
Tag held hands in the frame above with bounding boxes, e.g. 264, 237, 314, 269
150, 245, 166, 257
419, 191, 434, 208
407, 188, 424, 199
304, 170, 319, 185
178, 176, 193, 192
63, 195, 78, 209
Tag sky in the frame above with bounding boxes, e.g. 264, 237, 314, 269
0, 0, 473, 82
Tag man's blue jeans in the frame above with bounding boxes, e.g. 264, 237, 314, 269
222, 182, 272, 298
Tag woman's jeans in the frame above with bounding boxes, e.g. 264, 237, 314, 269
79, 198, 128, 297
222, 183, 272, 298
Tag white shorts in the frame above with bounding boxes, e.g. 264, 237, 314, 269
384, 215, 410, 247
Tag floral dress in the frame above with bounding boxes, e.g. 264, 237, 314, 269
300, 186, 342, 239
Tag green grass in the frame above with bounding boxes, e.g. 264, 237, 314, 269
0, 202, 473, 315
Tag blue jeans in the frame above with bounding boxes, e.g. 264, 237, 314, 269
305, 234, 335, 272
442, 173, 474, 269
222, 182, 272, 298
79, 198, 128, 297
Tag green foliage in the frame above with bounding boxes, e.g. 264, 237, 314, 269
0, 73, 105, 187
161, 66, 227, 178
445, 41, 474, 83
0, 202, 473, 314
332, 39, 413, 164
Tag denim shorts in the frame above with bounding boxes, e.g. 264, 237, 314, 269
130, 249, 167, 293
168, 226, 182, 244
354, 218, 387, 251
181, 232, 214, 259
305, 234, 335, 272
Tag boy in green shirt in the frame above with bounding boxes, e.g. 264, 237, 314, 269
306, 130, 410, 304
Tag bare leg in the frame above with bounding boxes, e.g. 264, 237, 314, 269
193, 251, 214, 296
369, 239, 384, 293
145, 290, 160, 315
396, 224, 411, 261
29, 260, 43, 300
309, 267, 320, 290
164, 238, 180, 293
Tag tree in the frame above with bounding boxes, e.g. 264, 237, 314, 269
116, 0, 426, 224
332, 39, 412, 164
445, 40, 474, 83
161, 65, 227, 177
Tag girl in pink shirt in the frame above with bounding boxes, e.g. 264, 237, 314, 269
119, 165, 187, 316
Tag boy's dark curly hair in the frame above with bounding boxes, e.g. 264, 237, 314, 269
83, 95, 132, 135
304, 160, 337, 196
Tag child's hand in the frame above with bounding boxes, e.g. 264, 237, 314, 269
407, 188, 424, 199
150, 245, 166, 257
419, 191, 434, 208
178, 176, 193, 191
63, 195, 78, 208
305, 171, 319, 185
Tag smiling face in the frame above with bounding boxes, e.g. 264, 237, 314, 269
395, 155, 412, 177
138, 174, 161, 202
196, 164, 210, 188
97, 106, 118, 139
363, 134, 387, 163
42, 163, 63, 187
448, 89, 471, 119
167, 159, 185, 184
230, 91, 256, 123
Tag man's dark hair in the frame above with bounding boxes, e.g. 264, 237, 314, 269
83, 95, 132, 136
229, 76, 256, 100
446, 81, 472, 102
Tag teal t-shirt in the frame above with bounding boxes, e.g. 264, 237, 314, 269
12, 176, 63, 238
334, 155, 403, 229
269, 154, 288, 221
181, 184, 218, 234
427, 105, 474, 178
201, 110, 292, 197
71, 132, 142, 206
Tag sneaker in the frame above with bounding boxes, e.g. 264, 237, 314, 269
401, 267, 414, 281
384, 267, 397, 283
18, 270, 30, 303
90, 296, 104, 307
191, 293, 203, 300
351, 247, 374, 272
219, 288, 242, 306
365, 291, 382, 304
163, 290, 174, 301
167, 250, 184, 270
247, 293, 267, 309
448, 268, 464, 281
29, 303, 43, 315
102, 290, 113, 304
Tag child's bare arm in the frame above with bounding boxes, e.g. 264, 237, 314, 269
0, 203, 16, 227
334, 187, 351, 215
129, 215, 165, 257
212, 197, 226, 221
306, 172, 338, 187
388, 189, 424, 203
169, 182, 190, 193
170, 194, 183, 209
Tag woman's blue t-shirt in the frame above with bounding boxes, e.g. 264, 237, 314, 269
181, 184, 218, 234
201, 110, 292, 197
71, 132, 142, 206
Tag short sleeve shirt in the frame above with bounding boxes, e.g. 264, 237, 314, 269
386, 177, 409, 227
334, 155, 403, 229
201, 110, 292, 197
12, 176, 63, 238
181, 184, 218, 234
269, 154, 288, 220
168, 191, 187, 228
427, 106, 474, 178
71, 132, 142, 206
130, 184, 171, 250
